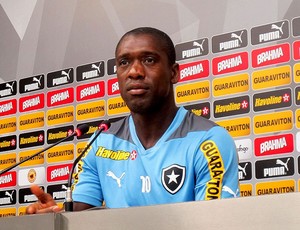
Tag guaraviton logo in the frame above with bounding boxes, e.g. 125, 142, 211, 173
216, 117, 250, 137
107, 96, 129, 116
212, 52, 248, 75
256, 180, 295, 195
175, 38, 209, 61
76, 100, 105, 121
0, 117, 16, 135
175, 81, 210, 104
19, 111, 44, 131
47, 144, 74, 163
46, 106, 74, 126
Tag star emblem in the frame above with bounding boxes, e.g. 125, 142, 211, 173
167, 170, 180, 184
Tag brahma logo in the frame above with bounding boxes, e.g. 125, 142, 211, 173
293, 41, 300, 60
212, 52, 248, 75
76, 81, 105, 101
0, 172, 16, 188
0, 99, 16, 116
47, 87, 74, 107
47, 164, 72, 182
107, 78, 120, 95
179, 60, 209, 82
254, 134, 293, 156
251, 43, 290, 68
175, 38, 209, 61
47, 68, 74, 88
19, 93, 44, 112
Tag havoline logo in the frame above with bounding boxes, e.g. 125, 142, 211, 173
19, 130, 44, 149
76, 61, 104, 82
255, 157, 294, 179
253, 88, 291, 112
175, 38, 209, 61
0, 135, 16, 152
251, 20, 289, 45
47, 68, 74, 88
77, 120, 101, 139
212, 29, 248, 53
238, 162, 252, 181
0, 81, 17, 99
292, 17, 300, 37
47, 125, 74, 144
184, 102, 210, 119
19, 74, 44, 94
0, 189, 16, 206
213, 95, 249, 118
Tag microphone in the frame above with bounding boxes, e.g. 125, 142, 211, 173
0, 124, 89, 176
64, 120, 111, 212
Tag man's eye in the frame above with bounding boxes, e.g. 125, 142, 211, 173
144, 57, 155, 64
119, 59, 129, 66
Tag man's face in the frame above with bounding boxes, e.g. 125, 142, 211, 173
115, 34, 178, 114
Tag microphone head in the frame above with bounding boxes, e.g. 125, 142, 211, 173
75, 124, 89, 136
99, 120, 111, 131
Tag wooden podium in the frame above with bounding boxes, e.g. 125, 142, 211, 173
1, 192, 300, 229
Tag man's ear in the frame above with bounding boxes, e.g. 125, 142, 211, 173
171, 63, 179, 84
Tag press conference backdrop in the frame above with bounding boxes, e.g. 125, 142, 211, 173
0, 0, 300, 217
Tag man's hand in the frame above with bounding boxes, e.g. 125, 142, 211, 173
26, 184, 62, 214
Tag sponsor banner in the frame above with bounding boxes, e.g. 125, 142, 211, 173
238, 162, 252, 181
240, 184, 252, 197
76, 81, 105, 102
299, 157, 300, 174
19, 149, 44, 167
0, 117, 17, 134
216, 117, 251, 137
18, 187, 43, 204
19, 74, 44, 94
212, 73, 249, 97
0, 99, 17, 116
251, 20, 289, 45
0, 189, 16, 206
0, 171, 17, 188
0, 135, 17, 152
107, 78, 119, 96
252, 65, 291, 90
212, 29, 248, 53
235, 138, 252, 161
255, 179, 295, 195
76, 61, 105, 81
0, 153, 16, 170
18, 167, 45, 186
47, 163, 72, 182
18, 206, 27, 216
107, 58, 116, 75
47, 183, 68, 200
0, 207, 16, 217
294, 63, 300, 83
47, 87, 74, 107
253, 110, 293, 134
175, 81, 210, 104
19, 130, 44, 149
255, 157, 294, 179
77, 120, 101, 139
47, 125, 74, 144
178, 60, 209, 82
46, 106, 74, 126
293, 41, 300, 60
184, 102, 211, 119
47, 68, 74, 88
296, 132, 300, 152
107, 96, 129, 116
46, 144, 74, 163
76, 141, 88, 157
212, 52, 248, 75
0, 80, 17, 99
253, 88, 292, 112
296, 86, 300, 105
19, 111, 44, 131
292, 17, 300, 37
19, 93, 44, 112
254, 134, 294, 156
76, 100, 105, 121
251, 43, 290, 68
296, 109, 300, 129
175, 38, 209, 61
213, 95, 249, 118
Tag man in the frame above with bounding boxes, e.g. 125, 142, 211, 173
26, 27, 239, 214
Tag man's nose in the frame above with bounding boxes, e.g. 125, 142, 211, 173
128, 61, 145, 79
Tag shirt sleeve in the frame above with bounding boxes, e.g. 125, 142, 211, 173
194, 125, 240, 200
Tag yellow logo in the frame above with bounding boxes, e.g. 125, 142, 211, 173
212, 73, 249, 97
76, 141, 88, 157
0, 153, 16, 170
293, 63, 300, 83
19, 149, 44, 167
175, 80, 210, 104
107, 96, 129, 116
256, 179, 295, 195
46, 144, 74, 163
76, 100, 105, 121
216, 117, 250, 137
296, 109, 300, 129
0, 117, 16, 134
200, 140, 224, 200
18, 206, 27, 216
19, 111, 44, 131
47, 106, 74, 126
96, 146, 130, 160
252, 65, 291, 90
240, 183, 252, 197
0, 207, 16, 217
253, 110, 293, 134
